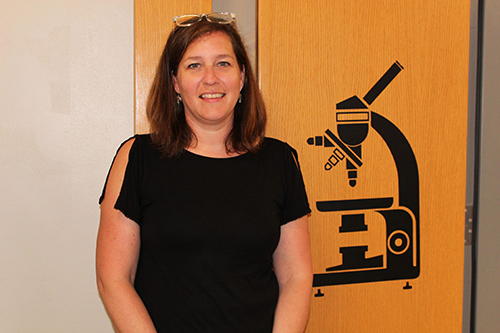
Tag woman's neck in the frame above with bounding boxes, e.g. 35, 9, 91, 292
185, 117, 238, 158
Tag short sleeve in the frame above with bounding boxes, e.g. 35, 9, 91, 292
281, 144, 311, 225
99, 135, 144, 225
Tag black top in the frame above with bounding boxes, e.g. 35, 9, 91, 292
100, 135, 311, 332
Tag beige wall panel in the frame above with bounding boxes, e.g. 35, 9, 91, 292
135, 0, 212, 134
259, 1, 469, 332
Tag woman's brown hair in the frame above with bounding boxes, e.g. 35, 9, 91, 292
146, 18, 267, 158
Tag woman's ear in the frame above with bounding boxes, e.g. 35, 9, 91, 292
240, 65, 245, 90
172, 72, 180, 94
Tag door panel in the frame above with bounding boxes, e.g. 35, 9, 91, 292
135, 0, 211, 134
258, 1, 469, 332
135, 1, 470, 331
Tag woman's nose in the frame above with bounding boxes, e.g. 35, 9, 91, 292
202, 66, 219, 84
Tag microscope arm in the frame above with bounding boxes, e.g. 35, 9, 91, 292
370, 111, 420, 223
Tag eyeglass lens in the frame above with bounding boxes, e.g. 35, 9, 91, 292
206, 13, 234, 24
174, 12, 234, 27
175, 15, 201, 26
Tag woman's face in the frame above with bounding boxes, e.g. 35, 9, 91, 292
173, 31, 245, 131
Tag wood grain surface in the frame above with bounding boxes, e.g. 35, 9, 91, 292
258, 1, 470, 332
134, 0, 211, 134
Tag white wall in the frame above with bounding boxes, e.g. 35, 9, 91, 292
475, 0, 500, 331
0, 1, 133, 331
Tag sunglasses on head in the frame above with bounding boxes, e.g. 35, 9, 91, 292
173, 12, 236, 27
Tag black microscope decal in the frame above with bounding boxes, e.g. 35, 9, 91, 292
307, 62, 420, 295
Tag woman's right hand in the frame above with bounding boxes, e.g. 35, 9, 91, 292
96, 138, 156, 332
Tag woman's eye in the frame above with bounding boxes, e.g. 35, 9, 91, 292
187, 63, 200, 69
218, 61, 230, 67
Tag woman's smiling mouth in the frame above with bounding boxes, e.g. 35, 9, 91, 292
200, 93, 225, 99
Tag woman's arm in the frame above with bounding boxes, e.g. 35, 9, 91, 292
272, 215, 313, 333
96, 139, 157, 332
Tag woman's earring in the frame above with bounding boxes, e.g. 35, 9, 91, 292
177, 94, 182, 105
238, 93, 242, 104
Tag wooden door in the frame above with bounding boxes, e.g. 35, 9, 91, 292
134, 0, 212, 134
258, 1, 469, 332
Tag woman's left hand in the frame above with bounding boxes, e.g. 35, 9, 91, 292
272, 215, 313, 333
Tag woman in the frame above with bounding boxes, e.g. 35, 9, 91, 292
96, 13, 313, 333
